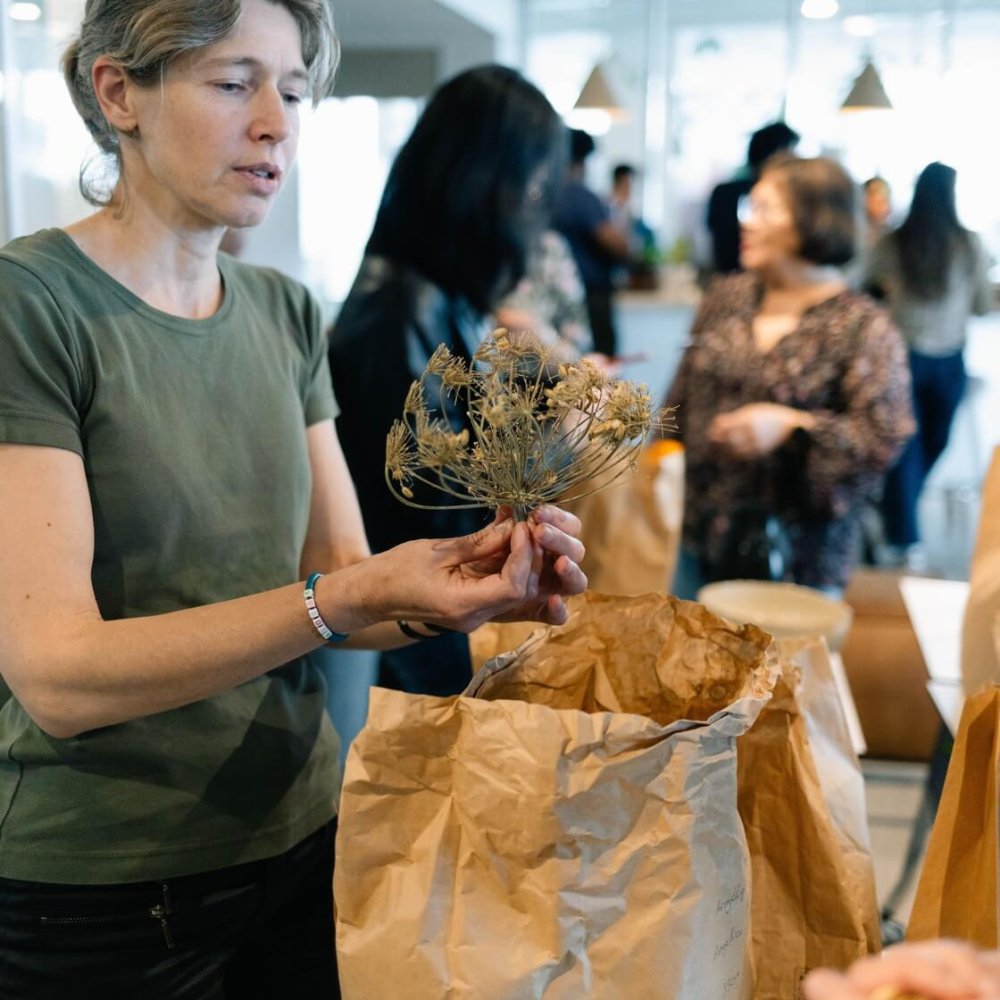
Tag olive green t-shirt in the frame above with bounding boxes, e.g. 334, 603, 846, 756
0, 229, 340, 883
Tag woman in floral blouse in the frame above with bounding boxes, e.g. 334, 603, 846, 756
668, 155, 914, 596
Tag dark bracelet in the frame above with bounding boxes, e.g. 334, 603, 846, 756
421, 622, 458, 635
396, 620, 460, 641
396, 620, 427, 640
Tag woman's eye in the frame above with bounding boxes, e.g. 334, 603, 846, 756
282, 92, 305, 106
215, 81, 246, 94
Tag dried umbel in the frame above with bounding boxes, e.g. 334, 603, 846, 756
386, 331, 676, 521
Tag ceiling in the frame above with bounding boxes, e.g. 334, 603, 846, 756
32, 0, 493, 53
333, 0, 483, 43
528, 0, 999, 27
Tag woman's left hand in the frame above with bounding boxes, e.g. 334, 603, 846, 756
708, 402, 816, 459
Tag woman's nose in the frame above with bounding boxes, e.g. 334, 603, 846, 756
249, 89, 293, 144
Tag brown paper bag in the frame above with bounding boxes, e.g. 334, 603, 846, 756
740, 637, 881, 999
562, 440, 683, 596
335, 592, 776, 999
470, 623, 881, 998
789, 638, 880, 946
907, 687, 1000, 947
962, 445, 1000, 695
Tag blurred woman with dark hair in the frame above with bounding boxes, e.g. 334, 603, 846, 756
865, 161, 993, 565
667, 155, 914, 597
329, 64, 567, 695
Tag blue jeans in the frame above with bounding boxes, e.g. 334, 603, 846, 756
0, 820, 339, 1000
882, 349, 966, 547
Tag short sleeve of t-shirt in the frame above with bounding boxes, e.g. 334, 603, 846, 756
0, 257, 85, 455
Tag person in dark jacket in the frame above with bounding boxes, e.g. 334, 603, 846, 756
328, 64, 567, 695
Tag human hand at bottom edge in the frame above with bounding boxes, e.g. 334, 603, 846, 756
804, 941, 1000, 1000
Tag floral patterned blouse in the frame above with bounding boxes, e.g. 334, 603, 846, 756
501, 230, 591, 355
666, 273, 915, 589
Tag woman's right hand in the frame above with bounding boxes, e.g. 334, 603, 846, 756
708, 402, 815, 459
804, 941, 1000, 1000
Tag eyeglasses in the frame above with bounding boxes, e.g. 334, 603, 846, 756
736, 194, 788, 225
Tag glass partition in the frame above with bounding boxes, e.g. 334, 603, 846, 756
298, 95, 421, 307
0, 0, 90, 241
0, 0, 422, 311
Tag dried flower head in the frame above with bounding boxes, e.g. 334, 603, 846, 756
385, 330, 676, 521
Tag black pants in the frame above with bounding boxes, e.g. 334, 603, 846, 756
378, 631, 472, 696
0, 820, 339, 1000
584, 288, 618, 357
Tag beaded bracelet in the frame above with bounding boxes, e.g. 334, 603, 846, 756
304, 572, 349, 643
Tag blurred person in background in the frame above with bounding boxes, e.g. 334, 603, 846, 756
844, 176, 893, 293
552, 129, 630, 356
666, 155, 913, 598
805, 939, 1000, 999
328, 65, 569, 696
863, 175, 893, 246
607, 162, 660, 290
609, 163, 639, 228
865, 161, 994, 568
706, 120, 800, 275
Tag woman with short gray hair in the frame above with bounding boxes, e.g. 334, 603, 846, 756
0, 2, 586, 995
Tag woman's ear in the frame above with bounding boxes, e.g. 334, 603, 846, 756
91, 56, 140, 137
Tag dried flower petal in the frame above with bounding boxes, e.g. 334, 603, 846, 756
425, 343, 456, 375
601, 382, 652, 440
418, 424, 469, 468
440, 358, 473, 390
403, 380, 424, 415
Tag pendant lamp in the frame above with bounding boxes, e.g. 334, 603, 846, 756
573, 63, 627, 120
841, 57, 893, 111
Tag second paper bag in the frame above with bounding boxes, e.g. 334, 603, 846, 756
335, 592, 776, 1000
739, 638, 881, 999
907, 686, 1000, 947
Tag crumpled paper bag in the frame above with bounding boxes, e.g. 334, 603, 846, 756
907, 686, 1000, 948
561, 440, 683, 597
469, 609, 881, 998
962, 444, 1000, 696
740, 636, 881, 999
335, 592, 776, 999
